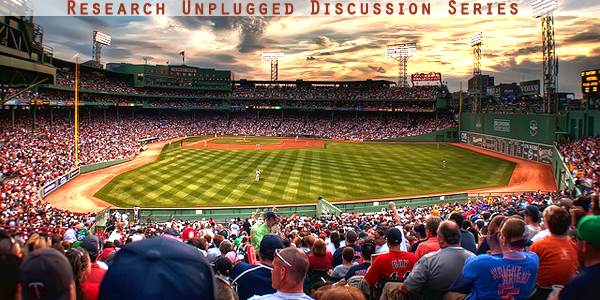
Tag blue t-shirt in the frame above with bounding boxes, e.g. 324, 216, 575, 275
458, 252, 539, 300
230, 262, 275, 300
344, 262, 371, 280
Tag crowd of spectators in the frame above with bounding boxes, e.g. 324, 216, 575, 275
1, 190, 599, 300
0, 109, 455, 235
47, 69, 441, 102
558, 137, 600, 194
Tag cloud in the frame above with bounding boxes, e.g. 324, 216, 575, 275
171, 16, 276, 53
368, 65, 386, 73
314, 36, 332, 48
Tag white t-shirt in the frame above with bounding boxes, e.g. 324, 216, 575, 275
248, 291, 313, 300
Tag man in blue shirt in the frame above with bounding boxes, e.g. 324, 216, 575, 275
231, 234, 283, 300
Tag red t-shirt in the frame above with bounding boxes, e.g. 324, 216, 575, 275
308, 252, 334, 270
364, 250, 418, 286
87, 262, 107, 285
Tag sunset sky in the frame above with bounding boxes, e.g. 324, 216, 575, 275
35, 0, 600, 97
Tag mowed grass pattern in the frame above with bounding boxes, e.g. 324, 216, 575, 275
95, 142, 516, 207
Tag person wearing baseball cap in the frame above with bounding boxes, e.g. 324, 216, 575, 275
231, 234, 284, 300
250, 211, 280, 250
19, 248, 76, 300
552, 215, 600, 300
364, 228, 417, 287
98, 236, 215, 300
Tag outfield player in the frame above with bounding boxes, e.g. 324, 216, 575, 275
255, 169, 261, 181
442, 159, 446, 169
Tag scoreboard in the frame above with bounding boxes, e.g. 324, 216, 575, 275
582, 69, 600, 94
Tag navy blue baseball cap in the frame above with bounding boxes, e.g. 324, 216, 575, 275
98, 236, 215, 300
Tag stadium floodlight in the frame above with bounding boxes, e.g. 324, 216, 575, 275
261, 52, 285, 61
385, 43, 417, 88
468, 32, 483, 47
532, 0, 557, 18
469, 32, 484, 113
92, 31, 111, 67
262, 52, 285, 82
532, 0, 558, 113
93, 31, 112, 46
385, 45, 416, 58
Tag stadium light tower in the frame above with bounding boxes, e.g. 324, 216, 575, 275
261, 52, 285, 83
92, 31, 111, 65
532, 0, 558, 114
385, 43, 417, 88
469, 32, 483, 113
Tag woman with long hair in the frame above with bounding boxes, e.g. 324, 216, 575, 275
65, 247, 98, 300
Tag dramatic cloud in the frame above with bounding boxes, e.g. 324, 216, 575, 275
368, 65, 386, 73
34, 13, 600, 97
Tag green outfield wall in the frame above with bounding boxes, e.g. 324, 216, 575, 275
460, 113, 566, 145
369, 127, 458, 142
566, 110, 600, 140
108, 193, 468, 222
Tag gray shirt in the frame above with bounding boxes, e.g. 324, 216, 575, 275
404, 246, 475, 298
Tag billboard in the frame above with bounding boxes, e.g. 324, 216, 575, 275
581, 69, 600, 94
461, 131, 553, 164
520, 80, 541, 96
412, 72, 441, 83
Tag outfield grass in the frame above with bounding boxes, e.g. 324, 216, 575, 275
95, 141, 516, 208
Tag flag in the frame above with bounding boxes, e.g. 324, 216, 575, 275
179, 51, 185, 56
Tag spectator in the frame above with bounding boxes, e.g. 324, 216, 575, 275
345, 241, 375, 280
409, 224, 427, 253
20, 248, 76, 300
248, 247, 312, 300
415, 216, 442, 259
98, 236, 215, 300
0, 253, 21, 300
330, 247, 357, 278
308, 239, 333, 270
552, 215, 600, 300
251, 212, 280, 249
333, 231, 361, 267
231, 234, 284, 300
65, 247, 98, 300
530, 206, 578, 295
449, 218, 538, 300
448, 213, 477, 254
364, 228, 417, 286
524, 205, 541, 240
79, 235, 107, 286
320, 285, 366, 300
397, 221, 475, 299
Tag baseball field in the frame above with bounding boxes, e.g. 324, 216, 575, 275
93, 136, 516, 208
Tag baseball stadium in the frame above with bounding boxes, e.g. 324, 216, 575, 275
1, 4, 600, 300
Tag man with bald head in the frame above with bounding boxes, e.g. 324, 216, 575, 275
398, 221, 475, 299
249, 247, 313, 300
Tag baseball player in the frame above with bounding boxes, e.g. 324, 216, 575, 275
255, 169, 261, 181
442, 159, 446, 169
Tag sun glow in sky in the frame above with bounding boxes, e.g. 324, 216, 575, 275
36, 1, 600, 97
